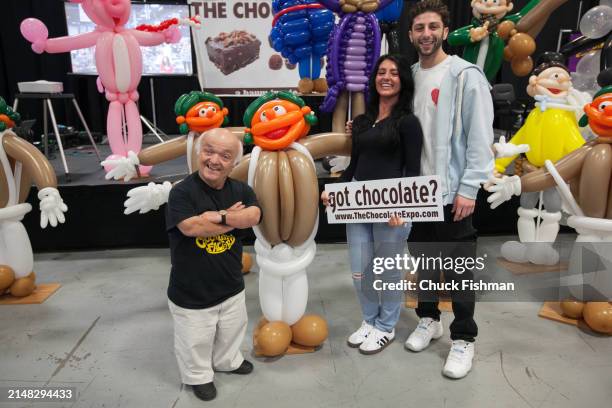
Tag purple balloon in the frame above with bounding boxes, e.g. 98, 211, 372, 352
348, 39, 366, 47
331, 15, 352, 83
346, 47, 366, 57
353, 24, 366, 33
356, 17, 365, 24
344, 60, 367, 70
345, 55, 366, 61
346, 75, 369, 84
351, 32, 366, 40
347, 83, 366, 92
344, 69, 365, 76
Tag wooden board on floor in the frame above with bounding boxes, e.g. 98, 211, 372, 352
0, 283, 61, 305
497, 257, 568, 275
254, 342, 315, 357
405, 298, 453, 312
538, 301, 579, 326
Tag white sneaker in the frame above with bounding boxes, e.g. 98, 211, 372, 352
359, 327, 395, 355
347, 321, 374, 348
442, 340, 474, 379
405, 317, 444, 352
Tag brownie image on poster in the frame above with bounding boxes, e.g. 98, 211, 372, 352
205, 31, 262, 75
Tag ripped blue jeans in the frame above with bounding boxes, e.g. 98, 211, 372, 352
346, 221, 411, 333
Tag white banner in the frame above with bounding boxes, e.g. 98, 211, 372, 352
188, 0, 327, 94
325, 177, 444, 224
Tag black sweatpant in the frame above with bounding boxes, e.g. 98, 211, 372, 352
408, 204, 478, 342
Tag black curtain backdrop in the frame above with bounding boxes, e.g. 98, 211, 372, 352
0, 0, 601, 138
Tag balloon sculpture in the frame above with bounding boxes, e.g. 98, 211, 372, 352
319, 0, 392, 133
448, 0, 568, 82
270, 0, 335, 94
486, 53, 587, 265
375, 0, 406, 55
560, 1, 612, 94
228, 92, 350, 356
20, 0, 200, 177
0, 97, 68, 297
498, 78, 612, 334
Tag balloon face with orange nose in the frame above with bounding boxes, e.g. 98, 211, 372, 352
244, 91, 318, 150
583, 87, 612, 138
174, 91, 229, 135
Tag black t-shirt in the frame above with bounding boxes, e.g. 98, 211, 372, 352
166, 173, 260, 309
341, 114, 423, 182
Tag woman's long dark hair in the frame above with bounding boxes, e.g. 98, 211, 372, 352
352, 54, 415, 148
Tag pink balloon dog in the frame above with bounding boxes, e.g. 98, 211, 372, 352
21, 0, 200, 178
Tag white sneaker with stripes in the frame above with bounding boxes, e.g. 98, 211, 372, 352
359, 327, 395, 354
347, 321, 374, 348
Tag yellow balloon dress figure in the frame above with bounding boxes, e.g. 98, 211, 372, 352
0, 97, 68, 297
488, 53, 586, 264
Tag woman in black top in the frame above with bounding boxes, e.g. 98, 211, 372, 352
322, 54, 423, 354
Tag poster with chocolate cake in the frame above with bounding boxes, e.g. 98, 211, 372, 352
188, 0, 330, 94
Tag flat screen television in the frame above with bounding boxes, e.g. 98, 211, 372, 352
64, 1, 193, 76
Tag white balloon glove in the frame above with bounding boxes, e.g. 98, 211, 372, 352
101, 151, 140, 181
493, 136, 530, 158
486, 175, 522, 209
38, 187, 68, 228
124, 181, 172, 215
329, 156, 350, 173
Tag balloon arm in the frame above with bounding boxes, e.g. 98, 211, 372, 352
300, 132, 351, 160
2, 131, 57, 189
520, 144, 591, 193
516, 0, 568, 37
138, 136, 187, 166
448, 24, 475, 46
130, 29, 171, 46
544, 159, 584, 216
505, 0, 542, 24
45, 32, 100, 53
229, 155, 251, 183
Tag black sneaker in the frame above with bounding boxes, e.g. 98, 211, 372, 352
193, 382, 216, 401
229, 360, 253, 375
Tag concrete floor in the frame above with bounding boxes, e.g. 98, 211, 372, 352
1, 237, 611, 408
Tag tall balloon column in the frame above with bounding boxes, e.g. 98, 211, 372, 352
319, 0, 392, 133
228, 92, 351, 356
0, 97, 68, 298
20, 0, 200, 178
270, 0, 335, 94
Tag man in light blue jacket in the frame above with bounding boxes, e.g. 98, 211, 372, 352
404, 0, 494, 379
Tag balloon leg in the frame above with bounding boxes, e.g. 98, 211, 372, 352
125, 100, 151, 175
351, 92, 365, 119
282, 271, 308, 325
0, 220, 33, 279
259, 271, 284, 322
107, 101, 128, 157
331, 91, 349, 133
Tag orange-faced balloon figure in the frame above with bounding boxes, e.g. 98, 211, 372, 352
0, 97, 68, 297
229, 91, 350, 355
102, 91, 241, 214
498, 78, 612, 335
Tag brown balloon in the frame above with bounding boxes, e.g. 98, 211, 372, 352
583, 302, 612, 334
560, 299, 585, 319
278, 151, 295, 241
503, 45, 514, 62
241, 252, 252, 274
0, 264, 15, 292
291, 315, 328, 347
497, 20, 516, 41
256, 321, 293, 356
515, 0, 568, 38
253, 151, 282, 245
509, 33, 536, 58
286, 150, 319, 246
511, 56, 534, 77
9, 276, 35, 297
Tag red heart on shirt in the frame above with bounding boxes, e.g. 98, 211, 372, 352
431, 88, 440, 106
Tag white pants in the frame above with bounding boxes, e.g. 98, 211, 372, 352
168, 290, 248, 385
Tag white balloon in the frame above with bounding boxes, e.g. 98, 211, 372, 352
576, 49, 601, 77
580, 5, 612, 39
501, 241, 528, 263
